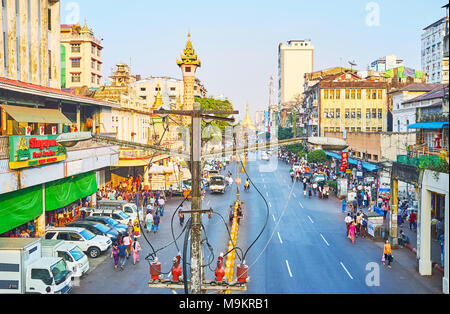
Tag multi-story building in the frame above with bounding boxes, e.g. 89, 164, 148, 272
421, 15, 449, 83
278, 40, 314, 107
443, 4, 449, 85
130, 76, 206, 111
318, 73, 388, 135
0, 0, 61, 88
369, 54, 404, 72
60, 22, 103, 89
390, 83, 443, 133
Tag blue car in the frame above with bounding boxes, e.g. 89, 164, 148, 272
84, 216, 128, 235
67, 220, 120, 241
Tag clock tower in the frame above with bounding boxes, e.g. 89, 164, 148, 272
177, 33, 201, 113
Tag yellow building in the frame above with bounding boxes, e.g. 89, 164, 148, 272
0, 0, 61, 88
318, 73, 389, 134
60, 22, 103, 89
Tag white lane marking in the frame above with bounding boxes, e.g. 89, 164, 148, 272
272, 214, 276, 222
340, 262, 354, 280
277, 232, 283, 244
264, 184, 267, 189
320, 233, 330, 246
307, 215, 314, 223
299, 201, 303, 208
285, 260, 293, 278
293, 192, 297, 198
266, 192, 269, 197
268, 201, 272, 207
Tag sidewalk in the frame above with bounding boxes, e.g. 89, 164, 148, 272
356, 205, 444, 276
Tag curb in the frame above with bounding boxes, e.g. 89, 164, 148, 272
404, 244, 443, 275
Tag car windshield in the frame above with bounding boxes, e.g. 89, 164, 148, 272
118, 211, 129, 220
131, 204, 137, 211
95, 223, 110, 233
105, 217, 118, 226
50, 259, 70, 285
80, 229, 95, 240
210, 177, 224, 185
69, 246, 85, 262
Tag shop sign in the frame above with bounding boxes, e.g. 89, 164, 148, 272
9, 135, 67, 170
368, 221, 375, 237
341, 152, 348, 167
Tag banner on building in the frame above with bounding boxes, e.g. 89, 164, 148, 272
9, 135, 67, 170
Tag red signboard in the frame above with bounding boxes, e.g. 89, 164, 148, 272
341, 152, 349, 167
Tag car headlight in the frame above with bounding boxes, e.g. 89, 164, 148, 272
106, 234, 113, 238
78, 263, 84, 268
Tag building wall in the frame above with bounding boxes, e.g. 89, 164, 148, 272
131, 77, 185, 110
320, 86, 387, 134
278, 40, 314, 105
422, 17, 448, 83
392, 91, 428, 132
0, 0, 60, 88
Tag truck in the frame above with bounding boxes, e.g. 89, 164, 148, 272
0, 238, 73, 294
41, 239, 89, 279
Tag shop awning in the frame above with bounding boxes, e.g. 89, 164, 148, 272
325, 151, 379, 171
407, 121, 449, 129
1, 104, 72, 124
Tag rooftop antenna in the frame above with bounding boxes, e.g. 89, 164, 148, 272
348, 60, 357, 71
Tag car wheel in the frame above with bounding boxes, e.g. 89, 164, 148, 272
88, 247, 101, 258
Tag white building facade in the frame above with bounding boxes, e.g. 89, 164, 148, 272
421, 17, 449, 83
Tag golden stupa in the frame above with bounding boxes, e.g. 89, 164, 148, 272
241, 103, 256, 130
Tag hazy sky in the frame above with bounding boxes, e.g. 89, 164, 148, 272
61, 0, 446, 118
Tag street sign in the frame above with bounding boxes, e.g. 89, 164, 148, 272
357, 160, 363, 172
341, 152, 348, 167
346, 169, 351, 174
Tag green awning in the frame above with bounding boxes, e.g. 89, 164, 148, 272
1, 104, 72, 124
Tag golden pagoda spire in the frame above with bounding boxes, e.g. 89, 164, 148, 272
176, 33, 201, 67
242, 103, 255, 130
152, 84, 164, 110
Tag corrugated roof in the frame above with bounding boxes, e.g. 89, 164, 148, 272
402, 85, 447, 104
1, 104, 73, 124
388, 83, 442, 94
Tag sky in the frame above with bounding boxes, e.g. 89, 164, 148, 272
61, 0, 447, 119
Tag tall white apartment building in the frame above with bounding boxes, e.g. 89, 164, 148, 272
278, 40, 314, 106
421, 16, 449, 83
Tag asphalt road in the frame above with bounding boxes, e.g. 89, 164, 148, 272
72, 152, 442, 294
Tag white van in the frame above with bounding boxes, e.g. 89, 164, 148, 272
97, 200, 141, 222
44, 227, 111, 259
89, 209, 133, 225
42, 239, 89, 278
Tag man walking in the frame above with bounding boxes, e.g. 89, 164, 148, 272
345, 213, 353, 237
117, 242, 128, 270
152, 211, 161, 233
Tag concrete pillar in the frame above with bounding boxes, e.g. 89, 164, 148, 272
6, 0, 17, 79
76, 105, 81, 131
419, 187, 432, 276
35, 183, 46, 237
29, 0, 39, 85
39, 0, 48, 87
19, 0, 29, 83
444, 192, 449, 294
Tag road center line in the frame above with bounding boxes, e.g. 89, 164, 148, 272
320, 233, 330, 246
293, 192, 297, 198
266, 192, 269, 197
299, 201, 303, 208
272, 214, 276, 222
264, 184, 267, 189
340, 262, 354, 280
308, 215, 314, 224
285, 260, 293, 278
277, 232, 283, 244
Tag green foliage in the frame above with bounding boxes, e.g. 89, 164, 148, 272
278, 127, 293, 140
286, 143, 306, 158
327, 180, 337, 191
195, 96, 234, 133
307, 149, 327, 164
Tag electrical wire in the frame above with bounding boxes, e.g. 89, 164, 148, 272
182, 218, 192, 294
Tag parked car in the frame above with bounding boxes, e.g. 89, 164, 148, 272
88, 209, 132, 225
83, 215, 128, 235
97, 200, 140, 222
44, 227, 111, 259
66, 220, 120, 242
209, 175, 226, 194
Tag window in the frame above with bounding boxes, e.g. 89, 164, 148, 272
45, 232, 56, 240
397, 120, 400, 132
357, 89, 361, 99
377, 127, 382, 132
71, 44, 80, 53
372, 109, 377, 119
91, 45, 96, 55
31, 269, 51, 283
372, 90, 377, 99
324, 90, 328, 99
56, 232, 69, 240
170, 87, 176, 91
330, 90, 334, 99
366, 109, 371, 119
345, 90, 350, 99
91, 74, 95, 84
345, 109, 350, 119
71, 73, 81, 82
336, 90, 340, 99
351, 89, 356, 99
377, 90, 383, 99
155, 86, 161, 91
91, 60, 95, 69
71, 58, 81, 68
373, 154, 378, 161
140, 87, 146, 91
329, 109, 334, 118
366, 89, 371, 99
377, 109, 382, 119
357, 127, 361, 132
48, 8, 51, 31
324, 127, 329, 133
335, 109, 340, 118
69, 233, 82, 241
97, 76, 100, 84
357, 109, 361, 119
185, 66, 191, 73
97, 63, 101, 71
351, 109, 356, 119
324, 109, 329, 118
351, 127, 356, 132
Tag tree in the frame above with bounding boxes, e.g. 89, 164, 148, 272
195, 96, 234, 133
278, 127, 293, 140
307, 149, 327, 164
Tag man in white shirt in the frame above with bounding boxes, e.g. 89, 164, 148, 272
158, 197, 165, 216
345, 213, 353, 237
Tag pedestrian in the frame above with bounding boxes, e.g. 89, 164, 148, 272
345, 213, 353, 237
123, 234, 132, 259
111, 243, 119, 270
145, 210, 153, 233
383, 240, 393, 269
382, 202, 388, 220
290, 171, 294, 182
348, 222, 356, 244
356, 212, 362, 237
158, 197, 165, 216
117, 242, 128, 270
127, 219, 133, 237
409, 211, 417, 231
133, 219, 141, 238
132, 238, 141, 265
152, 211, 160, 233
179, 211, 185, 227
308, 184, 312, 198
342, 198, 347, 213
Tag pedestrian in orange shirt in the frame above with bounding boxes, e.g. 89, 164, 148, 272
383, 240, 393, 269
